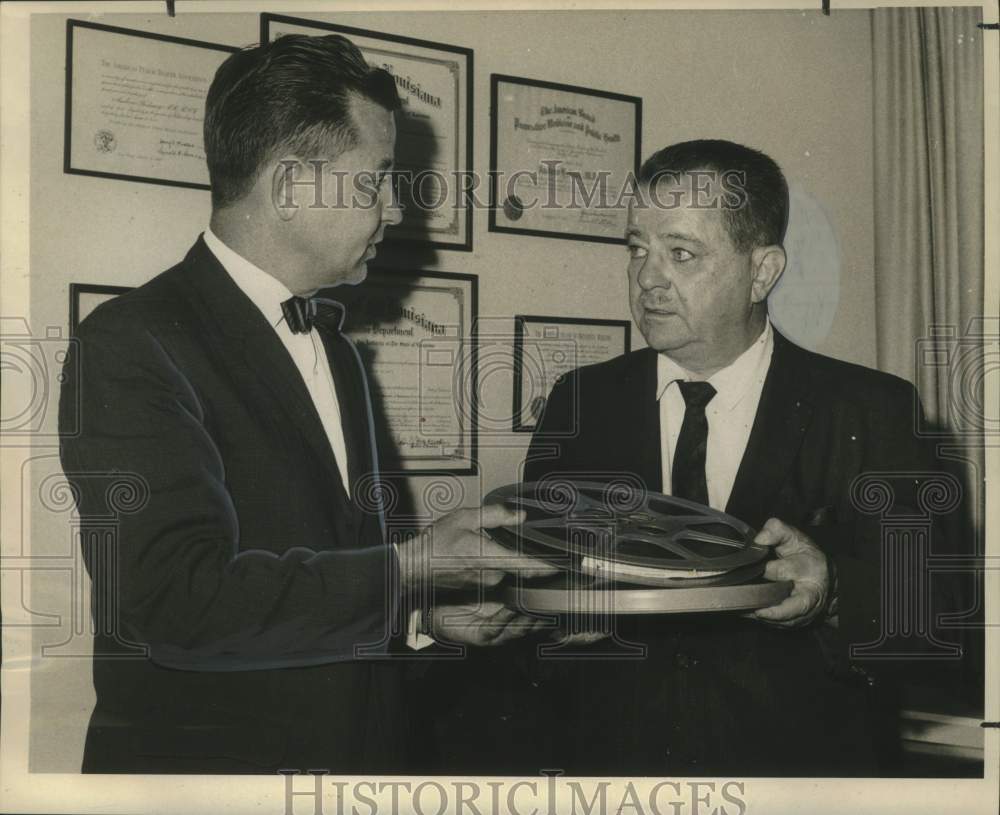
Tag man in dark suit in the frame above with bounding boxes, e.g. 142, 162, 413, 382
58, 34, 549, 774
510, 140, 966, 776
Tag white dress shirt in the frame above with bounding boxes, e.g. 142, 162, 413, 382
202, 228, 352, 492
658, 321, 774, 511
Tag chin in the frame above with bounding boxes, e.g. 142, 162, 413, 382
340, 263, 369, 287
640, 322, 690, 353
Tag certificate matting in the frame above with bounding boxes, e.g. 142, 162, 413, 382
64, 20, 237, 189
490, 74, 641, 244
512, 314, 630, 432
260, 13, 474, 251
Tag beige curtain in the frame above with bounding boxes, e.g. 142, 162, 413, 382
872, 7, 985, 488
872, 8, 987, 696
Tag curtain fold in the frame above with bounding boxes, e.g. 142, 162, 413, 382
872, 5, 985, 495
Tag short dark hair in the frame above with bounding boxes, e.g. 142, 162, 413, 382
637, 139, 789, 252
204, 34, 401, 208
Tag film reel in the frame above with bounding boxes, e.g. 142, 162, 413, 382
484, 480, 792, 613
485, 480, 768, 584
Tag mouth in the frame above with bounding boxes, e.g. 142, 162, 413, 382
642, 306, 676, 318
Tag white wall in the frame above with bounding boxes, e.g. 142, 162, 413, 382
27, 7, 875, 770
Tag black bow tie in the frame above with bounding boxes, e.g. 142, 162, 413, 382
281, 296, 347, 335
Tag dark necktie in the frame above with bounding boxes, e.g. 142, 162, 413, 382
671, 380, 716, 506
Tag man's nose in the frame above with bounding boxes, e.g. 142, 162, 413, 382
635, 252, 671, 292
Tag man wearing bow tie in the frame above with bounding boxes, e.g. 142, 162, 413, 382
58, 34, 550, 775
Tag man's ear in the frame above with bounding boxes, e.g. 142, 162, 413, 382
271, 156, 303, 222
749, 245, 786, 304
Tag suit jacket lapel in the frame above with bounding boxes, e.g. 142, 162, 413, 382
726, 331, 815, 528
178, 238, 349, 494
240, 329, 348, 490
320, 331, 377, 491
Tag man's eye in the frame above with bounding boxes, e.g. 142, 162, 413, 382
671, 248, 694, 262
627, 244, 648, 259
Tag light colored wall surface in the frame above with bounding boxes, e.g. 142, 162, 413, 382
27, 8, 875, 770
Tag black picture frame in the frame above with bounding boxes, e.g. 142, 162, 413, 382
69, 283, 132, 333
512, 314, 630, 433
489, 74, 642, 245
260, 13, 475, 252
64, 20, 237, 190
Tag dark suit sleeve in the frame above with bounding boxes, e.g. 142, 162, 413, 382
523, 372, 578, 484
59, 310, 396, 671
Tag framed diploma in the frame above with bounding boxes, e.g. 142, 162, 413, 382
64, 20, 237, 189
335, 269, 478, 474
69, 283, 131, 333
261, 14, 474, 252
512, 315, 630, 432
490, 74, 641, 244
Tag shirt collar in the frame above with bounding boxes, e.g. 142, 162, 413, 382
202, 227, 295, 331
656, 319, 774, 412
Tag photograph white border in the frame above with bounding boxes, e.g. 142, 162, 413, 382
2, 2, 996, 814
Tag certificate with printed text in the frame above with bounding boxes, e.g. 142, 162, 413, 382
490, 74, 641, 244
65, 21, 237, 189
336, 269, 478, 474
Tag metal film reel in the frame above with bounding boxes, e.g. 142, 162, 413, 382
485, 480, 792, 613
485, 480, 768, 585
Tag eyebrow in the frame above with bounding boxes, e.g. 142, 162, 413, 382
658, 231, 706, 247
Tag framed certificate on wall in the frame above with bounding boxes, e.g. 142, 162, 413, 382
335, 269, 478, 474
490, 74, 641, 244
261, 13, 474, 251
513, 314, 630, 432
64, 20, 237, 189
